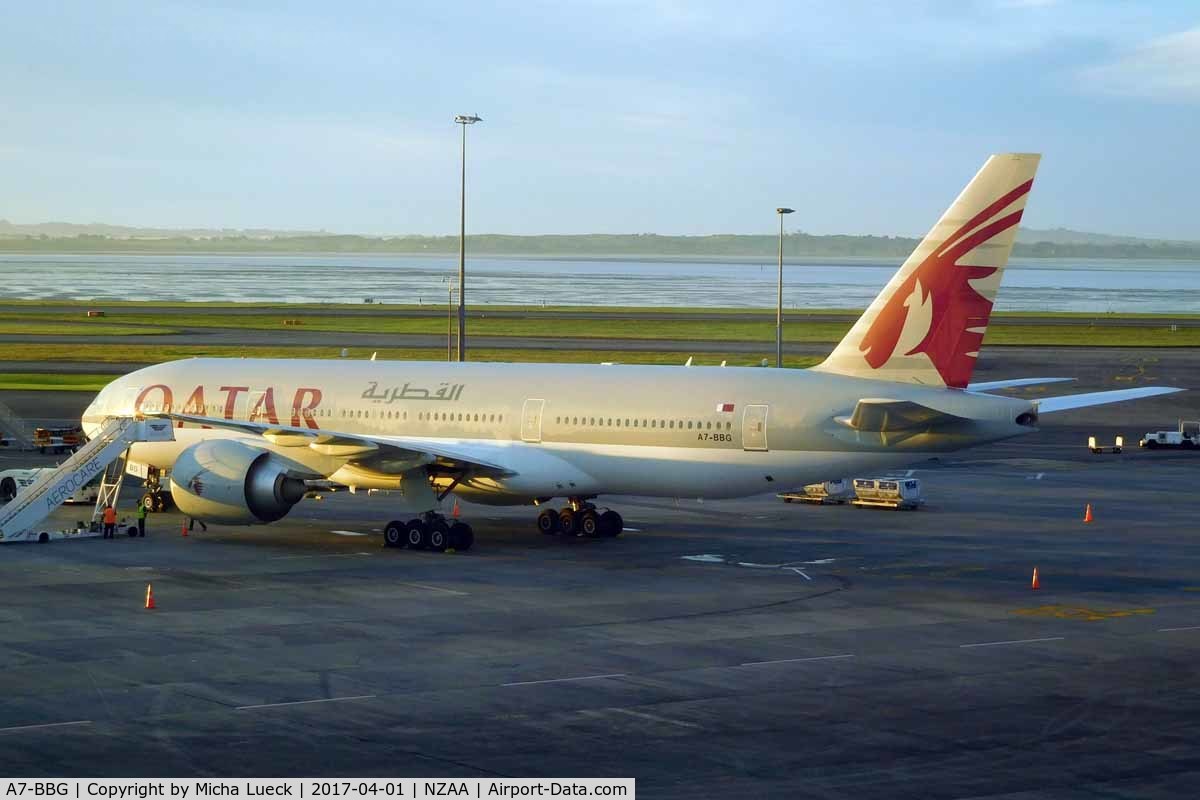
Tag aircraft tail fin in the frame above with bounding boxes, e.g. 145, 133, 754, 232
814, 153, 1041, 389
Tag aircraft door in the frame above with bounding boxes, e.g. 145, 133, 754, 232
742, 404, 769, 451
521, 398, 545, 443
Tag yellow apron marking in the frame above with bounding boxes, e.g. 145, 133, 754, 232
1012, 605, 1155, 622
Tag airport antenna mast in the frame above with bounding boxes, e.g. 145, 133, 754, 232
455, 114, 483, 361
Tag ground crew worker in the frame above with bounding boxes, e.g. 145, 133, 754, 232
102, 504, 117, 538
136, 502, 147, 537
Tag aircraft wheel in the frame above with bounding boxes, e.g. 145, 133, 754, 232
405, 519, 428, 550
427, 520, 450, 552
578, 510, 600, 537
559, 508, 578, 537
600, 510, 623, 537
155, 491, 173, 512
383, 520, 405, 548
537, 509, 560, 535
449, 521, 473, 551
141, 493, 158, 512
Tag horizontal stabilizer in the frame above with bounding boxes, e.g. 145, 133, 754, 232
1036, 387, 1184, 414
836, 398, 968, 433
967, 377, 1074, 393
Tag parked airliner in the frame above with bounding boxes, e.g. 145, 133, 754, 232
80, 153, 1180, 550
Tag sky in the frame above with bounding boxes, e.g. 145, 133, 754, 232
2, 1, 1197, 239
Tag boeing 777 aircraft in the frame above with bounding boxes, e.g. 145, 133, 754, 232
80, 154, 1180, 550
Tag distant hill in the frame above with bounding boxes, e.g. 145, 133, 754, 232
1, 221, 1197, 259
1016, 227, 1195, 247
0, 219, 323, 239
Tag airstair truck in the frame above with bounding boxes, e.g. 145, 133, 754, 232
0, 417, 175, 543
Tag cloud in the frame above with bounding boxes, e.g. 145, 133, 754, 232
1079, 26, 1200, 102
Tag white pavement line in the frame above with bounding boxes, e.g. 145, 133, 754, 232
0, 720, 92, 734
503, 673, 626, 687
1158, 626, 1200, 632
622, 527, 642, 532
330, 530, 370, 537
268, 552, 371, 560
741, 654, 855, 667
611, 708, 702, 730
786, 567, 812, 581
959, 636, 1065, 649
398, 582, 467, 596
236, 695, 376, 711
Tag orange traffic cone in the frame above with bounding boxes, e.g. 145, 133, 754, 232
1083, 503, 1094, 524
145, 583, 156, 609
451, 499, 461, 519
1031, 568, 1040, 590
181, 520, 188, 537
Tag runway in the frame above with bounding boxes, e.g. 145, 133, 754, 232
0, 370, 1197, 795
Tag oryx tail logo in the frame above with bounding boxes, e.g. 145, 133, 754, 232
859, 179, 1033, 388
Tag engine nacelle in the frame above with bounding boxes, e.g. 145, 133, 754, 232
170, 440, 307, 525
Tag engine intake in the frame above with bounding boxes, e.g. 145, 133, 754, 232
170, 440, 306, 524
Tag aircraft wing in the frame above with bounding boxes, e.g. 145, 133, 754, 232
835, 398, 969, 433
1035, 387, 1184, 414
967, 377, 1074, 393
150, 413, 516, 475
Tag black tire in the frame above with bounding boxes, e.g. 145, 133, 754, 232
405, 520, 427, 550
449, 521, 473, 551
1183, 440, 1195, 450
383, 520, 405, 548
127, 526, 138, 537
141, 493, 157, 512
537, 509, 560, 535
600, 510, 623, 538
578, 510, 600, 537
559, 508, 578, 537
155, 491, 173, 512
0, 477, 17, 504
1145, 440, 1158, 449
38, 532, 49, 543
427, 520, 449, 552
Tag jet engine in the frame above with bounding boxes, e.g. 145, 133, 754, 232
169, 440, 307, 524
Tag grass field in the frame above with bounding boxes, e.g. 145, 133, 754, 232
3, 299, 1198, 319
0, 373, 115, 391
0, 307, 1196, 346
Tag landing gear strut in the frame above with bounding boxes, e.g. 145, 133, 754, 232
384, 511, 473, 552
140, 468, 174, 513
538, 498, 622, 539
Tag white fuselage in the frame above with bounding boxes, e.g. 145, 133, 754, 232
82, 358, 1033, 503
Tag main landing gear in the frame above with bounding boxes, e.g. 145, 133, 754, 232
383, 512, 473, 553
537, 499, 623, 539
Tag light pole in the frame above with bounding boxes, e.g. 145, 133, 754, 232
454, 114, 482, 361
775, 207, 794, 368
